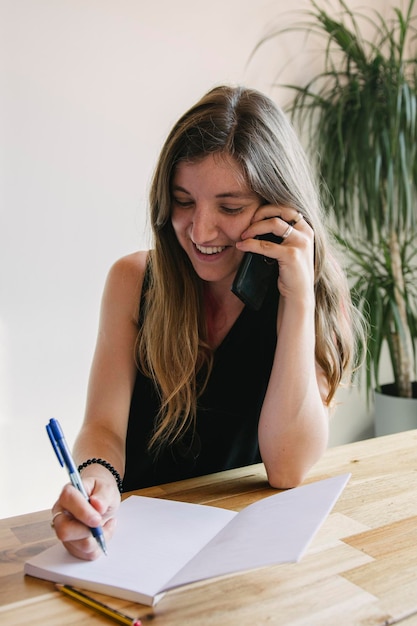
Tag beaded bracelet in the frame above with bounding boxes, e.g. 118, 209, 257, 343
78, 458, 123, 493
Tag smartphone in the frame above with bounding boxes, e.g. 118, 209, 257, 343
231, 233, 282, 310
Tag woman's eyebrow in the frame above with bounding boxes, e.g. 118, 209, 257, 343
215, 191, 253, 199
172, 185, 255, 200
172, 185, 190, 193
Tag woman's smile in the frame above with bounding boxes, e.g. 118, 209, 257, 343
194, 244, 228, 255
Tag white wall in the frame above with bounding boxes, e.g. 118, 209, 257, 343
2, 0, 395, 519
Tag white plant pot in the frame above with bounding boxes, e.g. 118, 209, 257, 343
374, 382, 417, 437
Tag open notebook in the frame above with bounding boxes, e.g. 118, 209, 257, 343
24, 473, 350, 606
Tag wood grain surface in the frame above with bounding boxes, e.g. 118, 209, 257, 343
2, 430, 417, 625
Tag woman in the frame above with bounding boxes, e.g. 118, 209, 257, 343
51, 85, 363, 560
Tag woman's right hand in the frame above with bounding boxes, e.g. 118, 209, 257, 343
50, 476, 121, 560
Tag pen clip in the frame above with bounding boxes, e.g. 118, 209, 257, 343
46, 419, 64, 467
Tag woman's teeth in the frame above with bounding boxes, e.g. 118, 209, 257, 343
195, 244, 226, 255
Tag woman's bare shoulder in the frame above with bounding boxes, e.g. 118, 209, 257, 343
109, 250, 149, 276
102, 251, 150, 320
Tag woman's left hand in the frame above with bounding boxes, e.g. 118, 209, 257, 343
236, 204, 314, 301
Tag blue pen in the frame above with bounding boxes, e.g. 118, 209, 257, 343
46, 418, 107, 556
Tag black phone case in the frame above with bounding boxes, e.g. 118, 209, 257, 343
231, 234, 282, 310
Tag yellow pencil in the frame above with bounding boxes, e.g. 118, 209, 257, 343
56, 583, 142, 625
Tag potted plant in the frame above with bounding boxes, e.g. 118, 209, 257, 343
254, 0, 417, 434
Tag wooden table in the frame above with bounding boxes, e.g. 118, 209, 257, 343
2, 430, 417, 625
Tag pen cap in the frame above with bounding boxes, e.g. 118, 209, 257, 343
46, 418, 65, 467
46, 418, 79, 475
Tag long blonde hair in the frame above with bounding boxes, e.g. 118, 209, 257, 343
137, 85, 363, 450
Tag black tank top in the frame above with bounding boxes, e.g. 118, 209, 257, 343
123, 276, 278, 491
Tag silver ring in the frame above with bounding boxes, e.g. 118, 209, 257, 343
281, 224, 293, 240
51, 511, 65, 528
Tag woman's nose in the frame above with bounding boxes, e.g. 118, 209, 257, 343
191, 206, 217, 243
